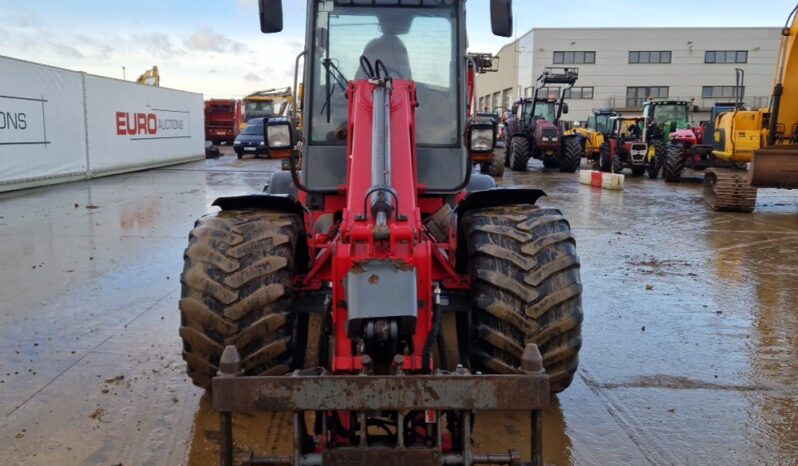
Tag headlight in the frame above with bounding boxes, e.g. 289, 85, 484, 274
470, 128, 494, 152
267, 123, 292, 149
551, 137, 558, 143
542, 136, 551, 142
233, 140, 242, 145
259, 141, 266, 146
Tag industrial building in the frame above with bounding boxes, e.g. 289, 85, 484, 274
475, 27, 783, 122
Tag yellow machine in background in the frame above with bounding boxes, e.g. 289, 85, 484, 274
136, 66, 160, 87
707, 3, 798, 211
566, 109, 617, 169
242, 87, 294, 123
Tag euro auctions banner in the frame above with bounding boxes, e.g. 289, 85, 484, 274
0, 57, 87, 188
85, 75, 203, 173
0, 55, 204, 192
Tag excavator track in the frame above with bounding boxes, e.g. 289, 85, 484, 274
704, 168, 758, 213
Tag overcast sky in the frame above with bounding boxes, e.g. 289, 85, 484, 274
0, 0, 794, 98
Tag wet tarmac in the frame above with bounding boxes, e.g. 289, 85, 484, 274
1, 148, 797, 465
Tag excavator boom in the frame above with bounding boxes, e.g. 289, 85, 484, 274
750, 4, 798, 187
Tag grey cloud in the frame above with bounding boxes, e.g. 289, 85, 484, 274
49, 43, 84, 59
75, 34, 116, 60
0, 3, 41, 28
184, 27, 250, 54
134, 32, 184, 59
244, 72, 261, 82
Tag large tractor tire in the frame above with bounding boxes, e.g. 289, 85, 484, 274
558, 138, 583, 173
611, 153, 624, 174
663, 143, 686, 183
179, 210, 303, 390
462, 205, 583, 393
598, 143, 612, 172
510, 136, 530, 172
489, 148, 505, 177
651, 139, 666, 173
646, 152, 660, 179
504, 138, 512, 167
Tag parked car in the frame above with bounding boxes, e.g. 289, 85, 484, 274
233, 118, 268, 158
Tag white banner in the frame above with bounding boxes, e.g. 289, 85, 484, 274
0, 57, 87, 188
85, 76, 204, 173
0, 55, 204, 192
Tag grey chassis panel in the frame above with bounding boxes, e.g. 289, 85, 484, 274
455, 188, 546, 218
266, 171, 298, 198
212, 194, 305, 216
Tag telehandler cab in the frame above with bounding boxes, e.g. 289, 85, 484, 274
179, 1, 583, 465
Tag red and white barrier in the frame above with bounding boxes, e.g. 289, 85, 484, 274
579, 170, 624, 190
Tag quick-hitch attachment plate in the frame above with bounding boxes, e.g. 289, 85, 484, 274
213, 344, 549, 466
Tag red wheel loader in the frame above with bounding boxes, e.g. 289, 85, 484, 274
179, 1, 583, 465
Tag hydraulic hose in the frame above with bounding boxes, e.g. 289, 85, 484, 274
422, 286, 444, 373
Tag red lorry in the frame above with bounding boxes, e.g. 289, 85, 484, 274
204, 99, 243, 145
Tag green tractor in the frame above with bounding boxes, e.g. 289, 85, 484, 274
643, 100, 711, 182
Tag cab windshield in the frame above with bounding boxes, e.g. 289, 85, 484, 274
242, 123, 264, 136
592, 114, 613, 133
245, 101, 275, 114
310, 4, 458, 146
525, 101, 556, 123
653, 104, 688, 125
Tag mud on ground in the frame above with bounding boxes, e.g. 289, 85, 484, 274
1, 150, 797, 465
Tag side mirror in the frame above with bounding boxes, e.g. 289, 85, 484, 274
511, 104, 518, 114
563, 103, 570, 114
259, 0, 284, 33
490, 0, 513, 38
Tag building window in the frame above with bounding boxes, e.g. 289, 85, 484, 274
705, 50, 748, 64
564, 87, 594, 100
537, 87, 561, 99
502, 88, 512, 110
553, 51, 596, 64
491, 92, 500, 112
629, 51, 672, 64
524, 87, 533, 98
702, 86, 744, 98
626, 86, 669, 108
478, 97, 485, 111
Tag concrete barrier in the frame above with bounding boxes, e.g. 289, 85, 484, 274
579, 170, 624, 190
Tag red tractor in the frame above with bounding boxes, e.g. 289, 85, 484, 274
504, 68, 583, 172
599, 115, 659, 178
179, 1, 583, 465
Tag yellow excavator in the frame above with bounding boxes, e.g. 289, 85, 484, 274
242, 87, 294, 121
566, 108, 617, 170
706, 3, 798, 212
136, 66, 160, 87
